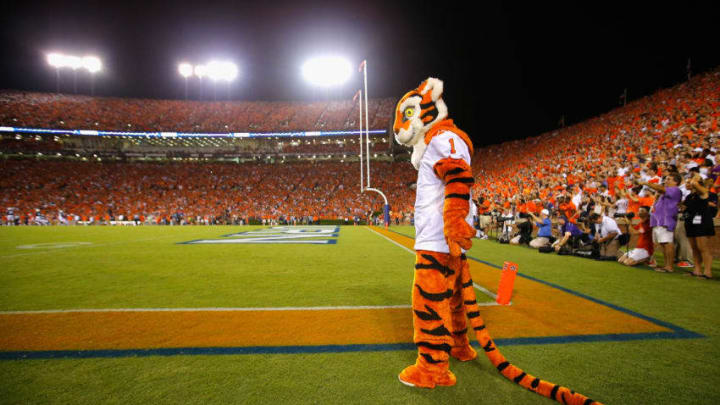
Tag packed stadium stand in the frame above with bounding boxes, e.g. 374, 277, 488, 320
0, 159, 415, 224
0, 92, 399, 160
471, 68, 719, 214
2, 68, 719, 240
0, 92, 394, 133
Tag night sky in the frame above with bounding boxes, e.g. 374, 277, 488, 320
1, 1, 718, 147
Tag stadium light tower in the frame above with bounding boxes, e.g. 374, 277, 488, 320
206, 61, 238, 100
178, 63, 193, 99
301, 57, 352, 88
82, 56, 102, 95
64, 55, 82, 93
47, 53, 64, 93
46, 53, 103, 95
194, 64, 207, 99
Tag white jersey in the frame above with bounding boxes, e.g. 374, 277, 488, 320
414, 130, 476, 253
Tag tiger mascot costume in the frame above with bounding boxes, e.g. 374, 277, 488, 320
392, 78, 602, 405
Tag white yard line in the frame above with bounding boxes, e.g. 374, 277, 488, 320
0, 302, 499, 315
0, 305, 412, 314
365, 227, 505, 305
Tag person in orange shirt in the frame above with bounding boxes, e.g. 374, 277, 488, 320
558, 196, 578, 224
474, 196, 493, 239
621, 186, 642, 216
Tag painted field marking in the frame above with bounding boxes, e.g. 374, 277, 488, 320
16, 242, 93, 250
0, 306, 410, 314
365, 227, 502, 303
366, 226, 414, 255
0, 301, 501, 315
182, 226, 340, 245
0, 234, 180, 259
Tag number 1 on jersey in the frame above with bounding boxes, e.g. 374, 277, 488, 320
449, 138, 456, 154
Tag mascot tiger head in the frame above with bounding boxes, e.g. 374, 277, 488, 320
391, 78, 448, 169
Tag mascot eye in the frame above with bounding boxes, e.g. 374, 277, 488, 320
404, 108, 415, 119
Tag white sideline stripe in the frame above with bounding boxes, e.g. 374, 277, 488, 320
365, 227, 506, 305
473, 283, 498, 300
366, 227, 414, 255
0, 302, 499, 315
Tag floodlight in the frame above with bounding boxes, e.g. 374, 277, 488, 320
195, 64, 208, 78
301, 56, 352, 87
82, 56, 102, 73
178, 63, 193, 78
206, 61, 221, 80
64, 55, 82, 70
47, 53, 65, 68
206, 61, 238, 81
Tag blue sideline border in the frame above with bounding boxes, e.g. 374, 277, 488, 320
0, 228, 702, 361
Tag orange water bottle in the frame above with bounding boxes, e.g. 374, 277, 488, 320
496, 261, 518, 305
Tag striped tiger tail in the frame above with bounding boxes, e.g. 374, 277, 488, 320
458, 260, 602, 405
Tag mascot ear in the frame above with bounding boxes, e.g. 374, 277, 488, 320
418, 77, 444, 103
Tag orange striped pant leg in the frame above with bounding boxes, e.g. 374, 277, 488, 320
412, 250, 458, 374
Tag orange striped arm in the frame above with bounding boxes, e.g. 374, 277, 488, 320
433, 157, 476, 257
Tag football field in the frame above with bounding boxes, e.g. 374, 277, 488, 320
1, 225, 719, 404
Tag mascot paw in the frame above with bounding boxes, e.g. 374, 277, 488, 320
447, 237, 472, 256
451, 345, 477, 362
398, 365, 457, 388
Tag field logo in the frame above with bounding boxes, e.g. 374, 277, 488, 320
181, 226, 339, 245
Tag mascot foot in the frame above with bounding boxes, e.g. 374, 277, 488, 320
398, 364, 457, 388
451, 344, 477, 362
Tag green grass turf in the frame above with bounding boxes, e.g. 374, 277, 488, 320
0, 225, 500, 310
1, 225, 720, 404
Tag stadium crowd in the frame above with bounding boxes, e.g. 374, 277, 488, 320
0, 92, 395, 133
472, 69, 719, 277
1, 159, 416, 226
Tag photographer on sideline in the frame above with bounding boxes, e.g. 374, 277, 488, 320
553, 216, 584, 253
528, 209, 552, 248
590, 212, 623, 258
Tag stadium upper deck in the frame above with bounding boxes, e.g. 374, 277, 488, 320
0, 92, 402, 161
0, 92, 395, 133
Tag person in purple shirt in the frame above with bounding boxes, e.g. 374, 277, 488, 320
639, 172, 682, 273
552, 216, 585, 252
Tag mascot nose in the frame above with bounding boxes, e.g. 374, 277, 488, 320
389, 116, 400, 140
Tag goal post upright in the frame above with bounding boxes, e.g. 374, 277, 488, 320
354, 89, 364, 193
357, 59, 390, 227
363, 61, 370, 188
